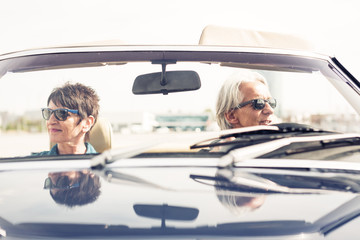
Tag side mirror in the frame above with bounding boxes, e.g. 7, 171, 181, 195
132, 70, 201, 95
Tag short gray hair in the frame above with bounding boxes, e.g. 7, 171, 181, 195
216, 70, 268, 130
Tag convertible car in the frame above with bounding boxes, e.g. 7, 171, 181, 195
1, 25, 360, 239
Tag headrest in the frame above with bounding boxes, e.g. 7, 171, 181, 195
50, 117, 113, 153
199, 25, 314, 52
88, 117, 113, 153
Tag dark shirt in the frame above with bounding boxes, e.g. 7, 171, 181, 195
31, 142, 97, 156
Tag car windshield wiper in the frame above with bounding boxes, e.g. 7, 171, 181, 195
94, 169, 173, 190
219, 133, 360, 167
90, 142, 161, 169
190, 171, 305, 194
261, 135, 360, 159
190, 123, 333, 151
190, 167, 360, 194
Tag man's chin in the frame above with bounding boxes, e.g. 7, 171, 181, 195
259, 120, 272, 125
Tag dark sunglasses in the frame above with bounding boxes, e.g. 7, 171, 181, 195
43, 177, 80, 190
236, 98, 277, 110
41, 108, 79, 121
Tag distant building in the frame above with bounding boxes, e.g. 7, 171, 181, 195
24, 110, 43, 121
102, 111, 213, 133
102, 111, 156, 133
155, 113, 210, 132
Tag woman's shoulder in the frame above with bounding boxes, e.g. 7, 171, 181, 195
85, 142, 97, 154
31, 144, 58, 156
31, 143, 96, 156
31, 151, 51, 156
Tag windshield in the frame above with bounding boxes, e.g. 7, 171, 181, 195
0, 51, 360, 158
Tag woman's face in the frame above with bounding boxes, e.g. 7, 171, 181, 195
225, 81, 275, 128
46, 100, 85, 144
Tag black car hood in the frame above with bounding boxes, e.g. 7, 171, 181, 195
1, 159, 360, 239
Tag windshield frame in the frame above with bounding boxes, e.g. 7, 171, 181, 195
2, 46, 360, 161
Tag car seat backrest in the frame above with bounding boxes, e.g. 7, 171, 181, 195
50, 117, 113, 153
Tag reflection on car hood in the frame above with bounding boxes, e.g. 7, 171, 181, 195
1, 159, 360, 239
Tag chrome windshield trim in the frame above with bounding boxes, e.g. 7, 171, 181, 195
0, 159, 90, 171
2, 156, 360, 174
0, 45, 330, 61
98, 158, 220, 168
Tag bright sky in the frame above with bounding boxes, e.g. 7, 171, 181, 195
1, 0, 360, 77
0, 0, 360, 79
1, 0, 359, 76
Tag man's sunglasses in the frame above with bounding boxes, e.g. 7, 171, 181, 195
43, 177, 80, 190
236, 98, 277, 110
42, 108, 79, 121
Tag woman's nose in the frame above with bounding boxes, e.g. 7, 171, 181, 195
47, 112, 58, 123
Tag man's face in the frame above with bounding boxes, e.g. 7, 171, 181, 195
225, 81, 275, 128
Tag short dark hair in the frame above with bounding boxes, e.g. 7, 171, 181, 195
47, 82, 100, 135
50, 171, 101, 207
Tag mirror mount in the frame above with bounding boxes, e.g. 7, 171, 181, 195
160, 63, 167, 86
155, 60, 177, 90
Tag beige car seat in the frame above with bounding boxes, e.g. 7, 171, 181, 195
50, 117, 113, 153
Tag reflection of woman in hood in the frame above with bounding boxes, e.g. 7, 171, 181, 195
214, 169, 266, 215
44, 170, 101, 207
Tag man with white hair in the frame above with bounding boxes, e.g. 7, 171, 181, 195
216, 70, 277, 130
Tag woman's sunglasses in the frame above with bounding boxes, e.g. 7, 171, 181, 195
236, 98, 277, 110
43, 177, 80, 190
41, 108, 79, 121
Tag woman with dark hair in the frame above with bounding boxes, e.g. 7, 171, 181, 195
33, 82, 100, 155
44, 170, 101, 207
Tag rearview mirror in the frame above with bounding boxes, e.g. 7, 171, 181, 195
133, 204, 199, 228
132, 70, 201, 95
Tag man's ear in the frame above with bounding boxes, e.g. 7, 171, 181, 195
225, 110, 239, 126
82, 115, 95, 133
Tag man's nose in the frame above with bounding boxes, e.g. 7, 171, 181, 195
262, 102, 274, 115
